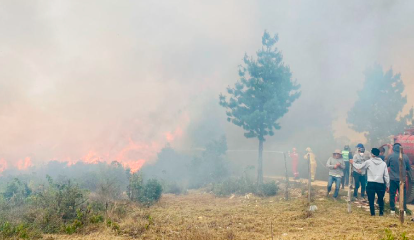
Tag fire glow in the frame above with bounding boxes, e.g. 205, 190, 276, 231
0, 126, 186, 174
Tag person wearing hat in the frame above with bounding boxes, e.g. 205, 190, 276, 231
289, 148, 299, 179
304, 147, 317, 181
326, 149, 345, 199
352, 143, 369, 200
350, 148, 389, 216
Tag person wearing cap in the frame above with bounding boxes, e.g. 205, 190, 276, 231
341, 145, 353, 189
350, 148, 390, 216
386, 143, 411, 215
326, 149, 345, 199
352, 143, 369, 199
289, 148, 299, 179
304, 147, 317, 181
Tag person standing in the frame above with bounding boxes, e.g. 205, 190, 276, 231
378, 146, 386, 161
352, 143, 369, 199
386, 143, 411, 215
350, 148, 390, 216
304, 147, 317, 182
289, 148, 299, 179
326, 149, 345, 199
341, 145, 353, 189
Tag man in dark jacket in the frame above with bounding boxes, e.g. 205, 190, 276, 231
386, 143, 411, 215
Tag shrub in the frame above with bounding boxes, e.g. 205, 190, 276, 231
139, 179, 162, 206
0, 221, 41, 239
127, 173, 163, 206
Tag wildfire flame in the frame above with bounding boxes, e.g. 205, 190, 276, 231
16, 157, 32, 170
0, 113, 189, 174
0, 159, 7, 173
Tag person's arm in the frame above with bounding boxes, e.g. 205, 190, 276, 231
350, 159, 367, 170
405, 156, 410, 172
384, 163, 390, 189
326, 158, 335, 169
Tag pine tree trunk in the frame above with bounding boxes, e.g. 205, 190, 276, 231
257, 139, 264, 184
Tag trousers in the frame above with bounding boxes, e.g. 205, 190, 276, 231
389, 180, 407, 211
367, 182, 385, 216
353, 172, 366, 198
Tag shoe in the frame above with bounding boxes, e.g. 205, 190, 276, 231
390, 211, 395, 216
326, 192, 330, 197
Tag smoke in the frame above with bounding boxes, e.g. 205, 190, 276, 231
1, 1, 414, 174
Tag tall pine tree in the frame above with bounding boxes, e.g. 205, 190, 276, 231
219, 31, 301, 184
347, 64, 414, 147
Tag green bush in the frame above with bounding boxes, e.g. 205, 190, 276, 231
127, 173, 163, 206
0, 221, 41, 239
139, 179, 163, 206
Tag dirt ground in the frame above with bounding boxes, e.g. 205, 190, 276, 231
45, 178, 414, 240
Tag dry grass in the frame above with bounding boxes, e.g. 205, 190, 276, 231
45, 182, 414, 240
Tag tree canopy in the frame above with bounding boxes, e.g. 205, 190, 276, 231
219, 31, 301, 183
347, 64, 413, 146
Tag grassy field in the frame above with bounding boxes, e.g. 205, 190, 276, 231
45, 181, 414, 240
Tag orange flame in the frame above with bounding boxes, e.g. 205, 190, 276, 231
82, 151, 102, 164
16, 157, 32, 170
0, 159, 7, 173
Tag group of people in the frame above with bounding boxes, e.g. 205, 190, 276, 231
289, 143, 411, 216
325, 143, 410, 216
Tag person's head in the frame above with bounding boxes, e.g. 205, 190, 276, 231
358, 147, 365, 156
333, 149, 342, 159
379, 147, 385, 156
393, 143, 402, 153
371, 148, 380, 157
292, 147, 297, 153
306, 147, 312, 152
356, 143, 364, 152
344, 145, 350, 151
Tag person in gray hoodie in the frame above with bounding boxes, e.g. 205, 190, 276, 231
351, 148, 390, 216
326, 149, 345, 199
386, 143, 410, 214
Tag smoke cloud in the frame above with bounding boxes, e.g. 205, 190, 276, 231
1, 1, 413, 173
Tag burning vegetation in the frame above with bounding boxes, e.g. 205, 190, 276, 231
2, 1, 414, 240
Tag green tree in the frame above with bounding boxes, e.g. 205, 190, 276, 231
219, 31, 301, 184
347, 64, 414, 147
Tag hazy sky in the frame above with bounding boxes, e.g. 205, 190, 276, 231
1, 1, 413, 169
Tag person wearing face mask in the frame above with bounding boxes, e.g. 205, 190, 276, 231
326, 149, 345, 199
352, 143, 369, 200
386, 143, 411, 215
350, 148, 389, 216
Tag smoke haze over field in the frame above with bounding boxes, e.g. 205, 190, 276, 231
1, 1, 414, 171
